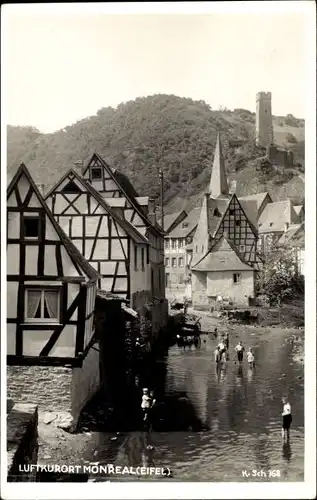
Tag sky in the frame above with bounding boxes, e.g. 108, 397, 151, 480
2, 2, 314, 133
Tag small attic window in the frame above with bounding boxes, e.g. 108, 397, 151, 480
214, 208, 221, 217
269, 222, 273, 227
62, 180, 81, 194
91, 167, 102, 180
229, 209, 235, 216
23, 216, 40, 239
182, 221, 189, 228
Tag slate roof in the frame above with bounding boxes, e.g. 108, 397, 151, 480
277, 223, 305, 248
258, 200, 299, 233
239, 192, 272, 213
45, 169, 149, 245
112, 169, 139, 198
168, 207, 201, 238
192, 236, 253, 272
238, 199, 258, 228
7, 164, 101, 283
159, 211, 187, 233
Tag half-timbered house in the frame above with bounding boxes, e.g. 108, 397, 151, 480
81, 153, 168, 337
45, 169, 150, 301
7, 164, 100, 367
46, 157, 168, 340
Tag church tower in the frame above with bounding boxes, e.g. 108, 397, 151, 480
209, 130, 229, 199
256, 92, 274, 148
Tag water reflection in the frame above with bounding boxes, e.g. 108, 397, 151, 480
282, 442, 292, 462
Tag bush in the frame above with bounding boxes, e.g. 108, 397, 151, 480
257, 248, 304, 306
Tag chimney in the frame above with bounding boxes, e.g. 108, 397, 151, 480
284, 222, 289, 233
36, 183, 45, 196
148, 198, 157, 225
74, 160, 84, 176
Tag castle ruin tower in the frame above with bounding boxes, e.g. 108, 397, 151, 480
256, 92, 274, 147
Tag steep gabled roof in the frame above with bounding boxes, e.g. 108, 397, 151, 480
168, 207, 201, 238
45, 169, 149, 245
210, 193, 258, 239
258, 200, 299, 233
7, 164, 101, 283
192, 236, 253, 272
209, 131, 229, 198
159, 210, 187, 233
84, 153, 163, 236
238, 199, 258, 228
112, 169, 139, 198
277, 223, 305, 248
239, 192, 272, 219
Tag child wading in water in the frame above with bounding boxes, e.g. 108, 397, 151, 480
235, 341, 245, 364
281, 397, 292, 442
247, 348, 255, 368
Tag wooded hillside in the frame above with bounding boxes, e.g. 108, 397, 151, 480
7, 94, 305, 212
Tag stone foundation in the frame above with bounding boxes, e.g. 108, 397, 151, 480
7, 347, 101, 428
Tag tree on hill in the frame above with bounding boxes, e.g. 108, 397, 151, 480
6, 94, 305, 208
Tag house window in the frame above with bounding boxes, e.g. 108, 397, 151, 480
179, 257, 184, 267
235, 220, 241, 226
134, 246, 138, 270
214, 208, 221, 216
165, 239, 170, 249
233, 273, 241, 284
179, 274, 184, 284
202, 245, 204, 253
91, 167, 102, 180
229, 209, 235, 216
171, 239, 177, 249
62, 180, 81, 194
195, 245, 198, 252
172, 258, 177, 268
165, 258, 170, 267
146, 246, 150, 264
178, 238, 184, 248
24, 288, 60, 323
23, 216, 40, 239
239, 245, 245, 253
141, 248, 145, 270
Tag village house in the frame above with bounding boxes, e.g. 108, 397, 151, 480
7, 164, 100, 366
189, 131, 262, 308
191, 237, 255, 309
45, 169, 151, 301
45, 153, 168, 340
163, 207, 201, 300
6, 164, 106, 426
258, 199, 301, 253
276, 222, 305, 276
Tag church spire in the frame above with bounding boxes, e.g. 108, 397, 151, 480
209, 130, 229, 198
